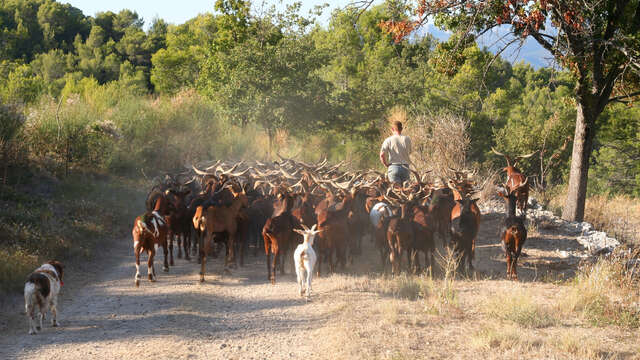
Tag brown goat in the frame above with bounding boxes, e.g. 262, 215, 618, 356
263, 190, 299, 284
132, 190, 171, 286
492, 148, 535, 216
199, 186, 248, 282
449, 179, 481, 260
498, 179, 528, 280
315, 186, 356, 275
386, 199, 416, 275
166, 189, 191, 263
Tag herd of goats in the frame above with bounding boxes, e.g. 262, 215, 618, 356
132, 150, 534, 289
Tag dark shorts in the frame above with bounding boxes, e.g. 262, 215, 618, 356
388, 164, 410, 184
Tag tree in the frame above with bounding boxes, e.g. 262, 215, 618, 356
373, 0, 640, 221
37, 0, 89, 52
151, 14, 216, 94
200, 2, 332, 155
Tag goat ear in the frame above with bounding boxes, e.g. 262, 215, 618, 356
310, 224, 316, 231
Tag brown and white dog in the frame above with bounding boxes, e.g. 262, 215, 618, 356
24, 260, 64, 335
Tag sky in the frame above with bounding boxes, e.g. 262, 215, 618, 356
63, 0, 549, 68
63, 0, 348, 27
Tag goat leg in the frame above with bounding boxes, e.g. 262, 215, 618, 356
200, 234, 210, 282
168, 231, 175, 266
134, 245, 142, 287
183, 233, 191, 261
148, 248, 156, 282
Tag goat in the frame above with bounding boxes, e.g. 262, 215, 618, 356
369, 201, 393, 271
293, 224, 321, 300
411, 203, 437, 274
451, 189, 480, 272
448, 179, 481, 261
166, 189, 191, 263
199, 183, 248, 282
315, 186, 354, 275
497, 179, 528, 280
385, 193, 416, 275
492, 148, 535, 216
132, 190, 171, 286
263, 188, 299, 284
428, 187, 455, 246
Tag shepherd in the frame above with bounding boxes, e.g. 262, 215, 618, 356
380, 119, 412, 184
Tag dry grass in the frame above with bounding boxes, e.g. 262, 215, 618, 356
549, 190, 640, 245
470, 324, 542, 351
552, 332, 614, 360
482, 288, 558, 328
560, 253, 640, 328
584, 194, 640, 245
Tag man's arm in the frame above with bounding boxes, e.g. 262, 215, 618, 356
380, 151, 389, 167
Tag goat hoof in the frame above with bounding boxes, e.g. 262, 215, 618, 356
135, 279, 140, 287
163, 267, 169, 272
36, 326, 41, 331
52, 321, 58, 327
170, 260, 174, 266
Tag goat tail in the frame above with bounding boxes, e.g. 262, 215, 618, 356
471, 238, 476, 260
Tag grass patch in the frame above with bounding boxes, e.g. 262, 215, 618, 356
470, 324, 541, 351
483, 288, 558, 328
0, 171, 145, 295
552, 332, 619, 360
561, 254, 640, 329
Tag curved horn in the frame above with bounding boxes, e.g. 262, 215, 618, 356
516, 151, 537, 159
192, 165, 216, 176
204, 160, 222, 171
229, 167, 252, 177
491, 147, 513, 167
219, 163, 240, 175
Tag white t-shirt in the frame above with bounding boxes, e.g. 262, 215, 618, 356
381, 134, 411, 165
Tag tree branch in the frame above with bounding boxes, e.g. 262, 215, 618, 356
608, 90, 640, 104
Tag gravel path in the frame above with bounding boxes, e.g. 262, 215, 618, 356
0, 209, 588, 359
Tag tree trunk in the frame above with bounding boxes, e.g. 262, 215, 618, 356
267, 127, 273, 160
562, 100, 597, 222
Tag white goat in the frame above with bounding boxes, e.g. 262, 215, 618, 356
293, 224, 320, 301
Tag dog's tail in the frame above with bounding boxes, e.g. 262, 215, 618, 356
25, 273, 50, 308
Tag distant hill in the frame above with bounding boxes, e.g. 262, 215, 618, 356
424, 23, 554, 69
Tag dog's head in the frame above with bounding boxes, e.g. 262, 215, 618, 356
48, 260, 64, 284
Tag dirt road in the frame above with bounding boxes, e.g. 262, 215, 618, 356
0, 209, 588, 360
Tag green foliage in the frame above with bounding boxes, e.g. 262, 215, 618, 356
0, 102, 25, 145
0, 63, 44, 103
590, 104, 640, 196
0, 0, 636, 198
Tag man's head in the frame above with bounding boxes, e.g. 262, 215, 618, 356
391, 121, 403, 134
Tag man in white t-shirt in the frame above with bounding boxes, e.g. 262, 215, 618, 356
380, 121, 412, 184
